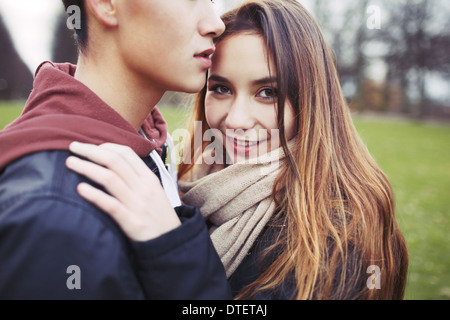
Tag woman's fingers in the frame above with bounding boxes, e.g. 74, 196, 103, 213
77, 182, 124, 219
66, 155, 137, 207
77, 182, 180, 242
68, 142, 152, 187
97, 143, 152, 174
67, 142, 162, 201
65, 142, 182, 241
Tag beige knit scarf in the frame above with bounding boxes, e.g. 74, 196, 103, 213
178, 145, 289, 278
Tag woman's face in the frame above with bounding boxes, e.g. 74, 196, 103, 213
205, 33, 296, 164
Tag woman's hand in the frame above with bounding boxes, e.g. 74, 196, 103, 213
65, 142, 181, 242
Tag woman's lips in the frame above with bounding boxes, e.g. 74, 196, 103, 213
225, 136, 266, 155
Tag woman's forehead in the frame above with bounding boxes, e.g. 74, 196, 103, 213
211, 34, 275, 79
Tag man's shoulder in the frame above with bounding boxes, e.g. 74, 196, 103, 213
0, 151, 142, 299
0, 150, 122, 236
0, 150, 82, 201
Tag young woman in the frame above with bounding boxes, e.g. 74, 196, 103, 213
66, 0, 408, 299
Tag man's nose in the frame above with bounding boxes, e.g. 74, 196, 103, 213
199, 2, 225, 38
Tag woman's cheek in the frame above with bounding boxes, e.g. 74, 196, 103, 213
205, 97, 224, 129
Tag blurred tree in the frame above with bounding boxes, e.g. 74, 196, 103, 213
379, 0, 450, 118
0, 14, 33, 101
312, 0, 371, 111
52, 11, 78, 64
312, 0, 450, 118
361, 79, 384, 111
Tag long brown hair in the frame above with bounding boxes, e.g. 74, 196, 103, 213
178, 0, 408, 300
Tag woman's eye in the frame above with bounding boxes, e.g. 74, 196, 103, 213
258, 88, 277, 99
210, 85, 231, 95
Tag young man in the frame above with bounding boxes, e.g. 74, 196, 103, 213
0, 0, 229, 299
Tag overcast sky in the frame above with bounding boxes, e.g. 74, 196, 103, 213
0, 0, 447, 101
0, 0, 63, 72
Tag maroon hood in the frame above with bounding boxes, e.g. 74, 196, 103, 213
0, 61, 167, 170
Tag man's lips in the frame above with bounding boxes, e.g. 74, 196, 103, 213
195, 48, 215, 58
194, 48, 215, 68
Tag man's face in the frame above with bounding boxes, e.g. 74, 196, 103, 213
115, 0, 225, 94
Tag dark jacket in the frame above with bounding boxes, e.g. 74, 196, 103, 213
228, 224, 296, 299
0, 62, 230, 300
0, 150, 230, 299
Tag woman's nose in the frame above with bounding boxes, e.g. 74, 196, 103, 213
225, 96, 255, 131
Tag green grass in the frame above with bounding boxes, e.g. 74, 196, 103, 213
0, 101, 193, 131
0, 101, 25, 129
1, 103, 449, 300
352, 116, 450, 300
159, 105, 192, 133
0, 101, 192, 132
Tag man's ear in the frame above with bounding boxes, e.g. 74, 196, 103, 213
85, 0, 118, 27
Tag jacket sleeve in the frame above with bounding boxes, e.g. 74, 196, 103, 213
0, 196, 231, 300
130, 205, 232, 300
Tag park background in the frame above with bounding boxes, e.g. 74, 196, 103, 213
0, 0, 448, 300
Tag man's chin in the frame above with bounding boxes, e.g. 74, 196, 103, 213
175, 79, 207, 95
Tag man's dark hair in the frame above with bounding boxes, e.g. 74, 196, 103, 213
62, 0, 88, 51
